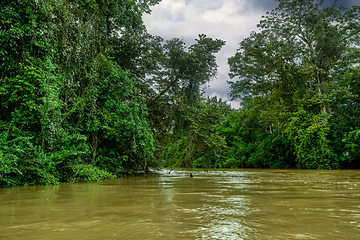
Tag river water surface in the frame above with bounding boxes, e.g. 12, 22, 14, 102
1, 169, 360, 239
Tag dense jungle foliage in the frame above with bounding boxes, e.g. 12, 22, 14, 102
1, 0, 360, 187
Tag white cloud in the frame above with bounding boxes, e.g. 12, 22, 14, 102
201, 0, 246, 24
143, 0, 358, 109
143, 0, 270, 108
228, 100, 241, 109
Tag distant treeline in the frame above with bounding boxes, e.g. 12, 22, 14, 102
1, 0, 360, 187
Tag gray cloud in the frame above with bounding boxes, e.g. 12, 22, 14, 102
337, 0, 359, 7
143, 0, 272, 108
243, 0, 358, 12
243, 0, 358, 11
244, 0, 279, 12
144, 0, 359, 109
185, 0, 224, 10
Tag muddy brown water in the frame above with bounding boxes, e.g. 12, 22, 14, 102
1, 169, 359, 239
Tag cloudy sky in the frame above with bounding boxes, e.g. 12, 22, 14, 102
143, 0, 358, 108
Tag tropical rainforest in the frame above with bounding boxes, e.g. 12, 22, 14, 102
1, 0, 360, 187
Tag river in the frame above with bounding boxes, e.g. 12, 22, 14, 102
1, 169, 359, 239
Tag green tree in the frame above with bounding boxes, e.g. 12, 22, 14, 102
162, 96, 231, 168
149, 35, 226, 167
329, 67, 360, 168
0, 0, 160, 187
217, 107, 295, 169
228, 0, 360, 169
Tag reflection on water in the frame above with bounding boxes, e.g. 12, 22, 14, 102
1, 169, 360, 239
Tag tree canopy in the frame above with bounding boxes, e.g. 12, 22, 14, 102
0, 0, 160, 187
1, 0, 360, 188
227, 0, 360, 169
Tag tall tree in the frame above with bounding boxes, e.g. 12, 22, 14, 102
228, 0, 360, 168
0, 0, 161, 187
149, 34, 226, 167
